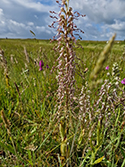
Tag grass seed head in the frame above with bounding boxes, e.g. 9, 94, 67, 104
90, 33, 116, 80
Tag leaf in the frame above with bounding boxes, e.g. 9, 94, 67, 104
121, 158, 125, 167
27, 150, 33, 166
79, 150, 91, 167
78, 129, 85, 145
120, 146, 125, 158
92, 156, 104, 165
0, 141, 15, 155
0, 141, 27, 165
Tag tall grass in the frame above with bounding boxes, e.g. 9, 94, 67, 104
0, 0, 125, 166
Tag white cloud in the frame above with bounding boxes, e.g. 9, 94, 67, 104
0, 0, 124, 40
0, 8, 4, 19
0, 8, 3, 15
11, 0, 56, 12
109, 19, 125, 31
69, 0, 125, 40
10, 20, 25, 28
70, 0, 125, 23
36, 25, 51, 34
27, 22, 34, 26
1, 0, 10, 4
36, 26, 45, 31
34, 15, 38, 19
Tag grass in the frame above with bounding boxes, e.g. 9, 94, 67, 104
0, 38, 125, 166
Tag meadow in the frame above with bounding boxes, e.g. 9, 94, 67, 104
0, 37, 125, 166
0, 0, 125, 166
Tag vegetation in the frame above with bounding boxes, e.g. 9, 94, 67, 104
0, 0, 125, 166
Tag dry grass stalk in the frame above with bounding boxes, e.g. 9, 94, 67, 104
0, 48, 10, 87
10, 54, 14, 64
14, 82, 20, 96
24, 46, 29, 63
1, 110, 11, 136
1, 109, 18, 164
0, 49, 7, 65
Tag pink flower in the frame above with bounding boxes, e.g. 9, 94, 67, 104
39, 60, 44, 71
105, 66, 109, 70
121, 78, 125, 85
39, 60, 44, 67
46, 64, 49, 69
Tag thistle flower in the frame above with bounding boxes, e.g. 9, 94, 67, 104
105, 66, 109, 70
121, 78, 125, 85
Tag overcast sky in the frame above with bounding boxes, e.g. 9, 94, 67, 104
0, 0, 125, 41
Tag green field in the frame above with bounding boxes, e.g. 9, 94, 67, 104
0, 38, 125, 166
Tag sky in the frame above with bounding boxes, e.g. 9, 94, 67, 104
0, 0, 125, 41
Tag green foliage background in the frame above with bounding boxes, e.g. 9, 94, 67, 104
0, 38, 125, 166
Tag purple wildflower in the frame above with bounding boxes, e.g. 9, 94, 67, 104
121, 78, 125, 85
105, 66, 109, 70
46, 64, 49, 69
39, 60, 44, 71
39, 67, 43, 71
39, 60, 44, 67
